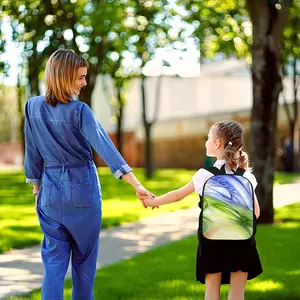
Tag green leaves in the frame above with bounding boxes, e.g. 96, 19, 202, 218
181, 0, 251, 61
282, 0, 300, 67
2, 0, 175, 98
2, 0, 297, 100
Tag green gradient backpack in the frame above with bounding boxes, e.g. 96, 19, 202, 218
199, 165, 256, 241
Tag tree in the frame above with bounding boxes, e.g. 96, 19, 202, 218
100, 15, 144, 155
182, 0, 293, 223
101, 0, 172, 169
3, 0, 133, 107
4, 0, 81, 96
248, 0, 292, 223
0, 10, 9, 82
3, 0, 175, 174
183, 0, 251, 61
78, 0, 130, 106
101, 58, 134, 155
128, 0, 173, 178
281, 0, 300, 171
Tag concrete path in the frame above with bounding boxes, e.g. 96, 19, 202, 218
1, 183, 300, 299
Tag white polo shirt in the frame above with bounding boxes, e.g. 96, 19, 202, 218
192, 159, 258, 196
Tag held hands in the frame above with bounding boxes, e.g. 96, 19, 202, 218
135, 185, 159, 209
143, 195, 157, 208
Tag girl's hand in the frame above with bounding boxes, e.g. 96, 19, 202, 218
144, 196, 157, 208
135, 185, 154, 208
135, 185, 159, 209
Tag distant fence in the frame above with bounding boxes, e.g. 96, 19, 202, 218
1, 127, 296, 172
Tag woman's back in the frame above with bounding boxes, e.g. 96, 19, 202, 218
25, 95, 92, 166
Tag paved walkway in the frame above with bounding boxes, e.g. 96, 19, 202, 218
1, 183, 300, 299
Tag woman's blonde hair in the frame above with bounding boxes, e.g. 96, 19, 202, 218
211, 120, 251, 170
45, 49, 88, 106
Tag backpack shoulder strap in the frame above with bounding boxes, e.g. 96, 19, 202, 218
203, 167, 221, 175
234, 167, 246, 176
203, 165, 227, 175
206, 164, 246, 176
204, 164, 246, 176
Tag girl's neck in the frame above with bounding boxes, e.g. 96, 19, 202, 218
216, 156, 225, 161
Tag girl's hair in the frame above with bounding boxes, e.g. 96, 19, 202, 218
211, 120, 251, 170
45, 49, 88, 107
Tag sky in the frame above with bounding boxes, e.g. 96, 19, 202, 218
1, 20, 23, 86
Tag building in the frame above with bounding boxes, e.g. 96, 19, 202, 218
91, 59, 299, 170
1, 59, 298, 169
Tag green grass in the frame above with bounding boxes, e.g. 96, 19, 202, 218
0, 167, 197, 253
1, 168, 300, 253
7, 202, 300, 300
274, 172, 300, 185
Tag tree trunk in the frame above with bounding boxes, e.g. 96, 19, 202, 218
298, 120, 300, 171
116, 86, 124, 155
27, 54, 41, 96
17, 78, 25, 165
141, 75, 154, 178
288, 121, 296, 172
282, 58, 299, 172
144, 122, 153, 179
291, 57, 299, 171
248, 0, 291, 223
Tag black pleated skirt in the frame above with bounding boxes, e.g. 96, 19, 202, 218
196, 236, 263, 284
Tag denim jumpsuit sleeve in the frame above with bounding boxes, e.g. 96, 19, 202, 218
79, 103, 132, 179
24, 101, 44, 185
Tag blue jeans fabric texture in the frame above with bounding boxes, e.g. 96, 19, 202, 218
24, 96, 132, 299
24, 96, 132, 185
38, 162, 101, 300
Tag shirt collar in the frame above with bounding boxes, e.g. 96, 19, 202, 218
213, 159, 226, 168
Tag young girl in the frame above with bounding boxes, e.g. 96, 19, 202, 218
24, 49, 153, 300
144, 120, 263, 300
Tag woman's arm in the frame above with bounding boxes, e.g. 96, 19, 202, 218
79, 103, 132, 180
145, 181, 195, 207
79, 104, 156, 208
121, 172, 155, 208
121, 172, 142, 189
24, 101, 44, 186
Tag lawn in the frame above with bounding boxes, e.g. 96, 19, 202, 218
0, 168, 299, 253
0, 167, 197, 253
273, 172, 300, 185
6, 202, 300, 300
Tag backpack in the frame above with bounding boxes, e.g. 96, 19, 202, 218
199, 164, 255, 241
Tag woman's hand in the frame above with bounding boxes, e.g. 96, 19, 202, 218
135, 185, 158, 209
33, 185, 40, 212
35, 195, 38, 211
120, 172, 159, 209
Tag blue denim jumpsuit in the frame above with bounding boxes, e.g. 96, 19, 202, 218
24, 96, 132, 300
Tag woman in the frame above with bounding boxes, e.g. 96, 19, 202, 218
24, 49, 153, 300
